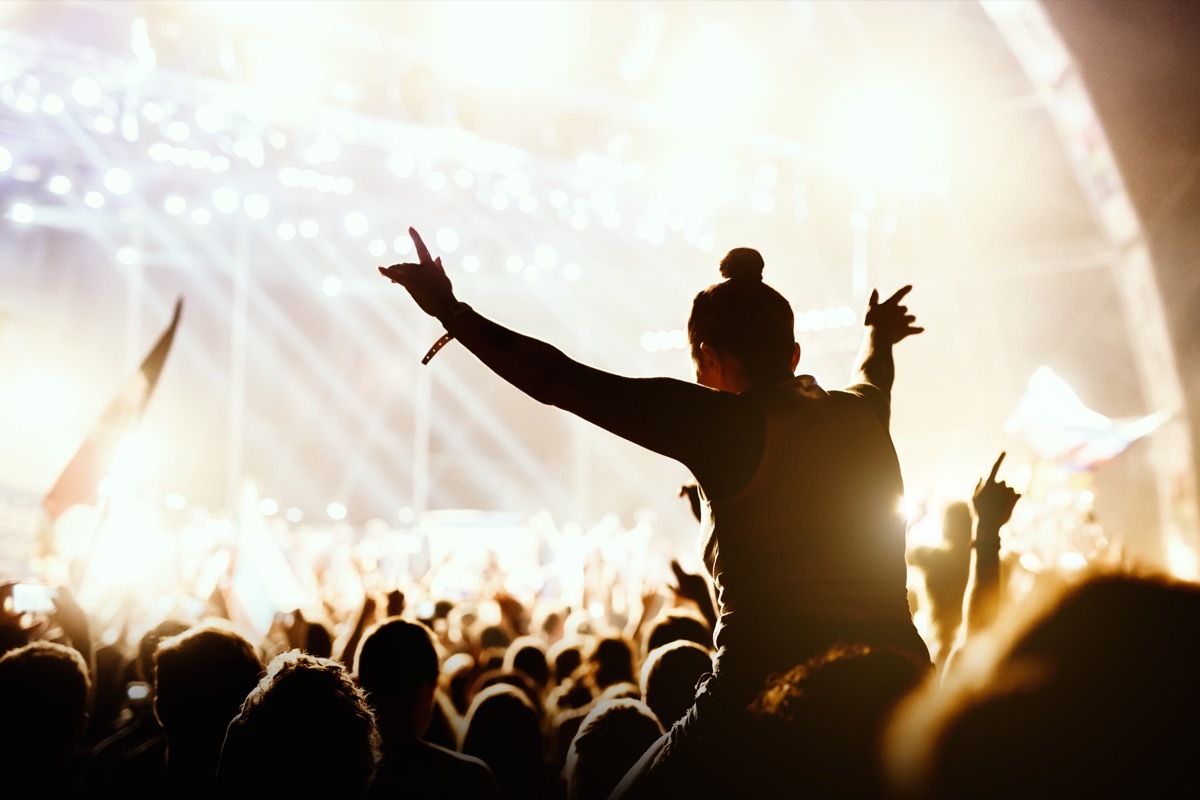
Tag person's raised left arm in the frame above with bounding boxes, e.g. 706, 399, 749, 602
379, 228, 759, 497
849, 286, 923, 426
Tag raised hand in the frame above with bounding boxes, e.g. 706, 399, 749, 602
972, 452, 1021, 532
864, 285, 923, 345
669, 559, 717, 628
378, 227, 459, 319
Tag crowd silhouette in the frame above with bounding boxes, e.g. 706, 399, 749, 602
3, 227, 1197, 799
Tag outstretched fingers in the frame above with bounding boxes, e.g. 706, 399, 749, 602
884, 285, 913, 306
988, 451, 1007, 483
409, 227, 434, 265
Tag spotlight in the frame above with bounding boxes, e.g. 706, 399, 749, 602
11, 203, 34, 224
212, 187, 240, 214
71, 77, 102, 106
277, 222, 297, 240
343, 211, 368, 237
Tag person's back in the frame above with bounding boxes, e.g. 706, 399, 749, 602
708, 379, 923, 692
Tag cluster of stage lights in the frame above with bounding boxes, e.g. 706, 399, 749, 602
160, 490, 419, 527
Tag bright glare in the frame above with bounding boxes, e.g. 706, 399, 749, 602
117, 247, 138, 265
191, 208, 211, 225
368, 239, 387, 257
212, 186, 240, 213
2, 370, 84, 433
48, 175, 71, 195
243, 192, 270, 219
277, 222, 296, 241
286, 507, 303, 522
164, 492, 187, 511
103, 167, 133, 195
322, 276, 343, 296
820, 75, 950, 193
11, 202, 34, 224
429, 2, 572, 91
436, 227, 459, 253
71, 76, 102, 106
40, 94, 65, 115
259, 497, 279, 516
462, 254, 481, 273
110, 432, 162, 486
327, 502, 348, 521
164, 195, 186, 215
0, 146, 10, 172
344, 211, 368, 237
299, 219, 319, 238
84, 191, 105, 208
659, 25, 764, 135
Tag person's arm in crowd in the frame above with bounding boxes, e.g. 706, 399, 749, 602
379, 227, 761, 498
669, 559, 718, 632
52, 586, 94, 681
334, 594, 377, 666
962, 453, 1021, 638
850, 286, 923, 427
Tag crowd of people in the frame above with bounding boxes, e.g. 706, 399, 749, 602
4, 229, 1198, 798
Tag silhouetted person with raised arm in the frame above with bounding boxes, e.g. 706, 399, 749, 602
909, 501, 973, 670
379, 228, 929, 796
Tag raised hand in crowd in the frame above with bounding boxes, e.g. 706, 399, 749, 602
669, 559, 717, 632
963, 452, 1021, 642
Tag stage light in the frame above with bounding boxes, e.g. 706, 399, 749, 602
191, 208, 211, 225
117, 247, 138, 265
299, 219, 319, 238
259, 497, 279, 516
368, 239, 386, 257
212, 186, 240, 214
0, 146, 10, 172
48, 175, 70, 195
436, 227, 459, 253
697, 233, 715, 252
393, 235, 413, 256
243, 193, 269, 220
148, 142, 170, 162
71, 76, 102, 106
429, 1, 571, 92
426, 172, 447, 191
398, 506, 415, 524
195, 104, 223, 133
750, 191, 775, 214
94, 117, 114, 134
85, 191, 105, 208
344, 211, 368, 237
563, 263, 582, 282
505, 255, 524, 274
10, 202, 34, 224
40, 94, 64, 115
327, 501, 347, 521
209, 156, 231, 173
188, 149, 212, 170
534, 245, 556, 269
322, 276, 342, 296
454, 168, 474, 188
279, 166, 301, 187
142, 102, 164, 123
14, 94, 36, 113
277, 222, 296, 240
166, 120, 190, 142
387, 152, 416, 177
570, 213, 588, 231
102, 167, 131, 195
462, 254, 480, 273
164, 493, 187, 511
286, 507, 303, 522
164, 196, 186, 215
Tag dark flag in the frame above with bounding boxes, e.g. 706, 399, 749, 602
42, 298, 183, 519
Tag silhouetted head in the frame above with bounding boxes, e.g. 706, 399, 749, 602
753, 643, 929, 798
505, 636, 551, 689
548, 639, 584, 686
218, 650, 379, 797
461, 684, 545, 799
640, 640, 713, 729
154, 624, 262, 754
889, 571, 1200, 798
0, 640, 91, 782
589, 636, 636, 691
564, 699, 664, 800
689, 248, 797, 391
137, 619, 190, 684
644, 609, 712, 656
304, 620, 334, 659
355, 618, 440, 737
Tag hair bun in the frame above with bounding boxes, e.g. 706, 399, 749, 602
719, 248, 765, 282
